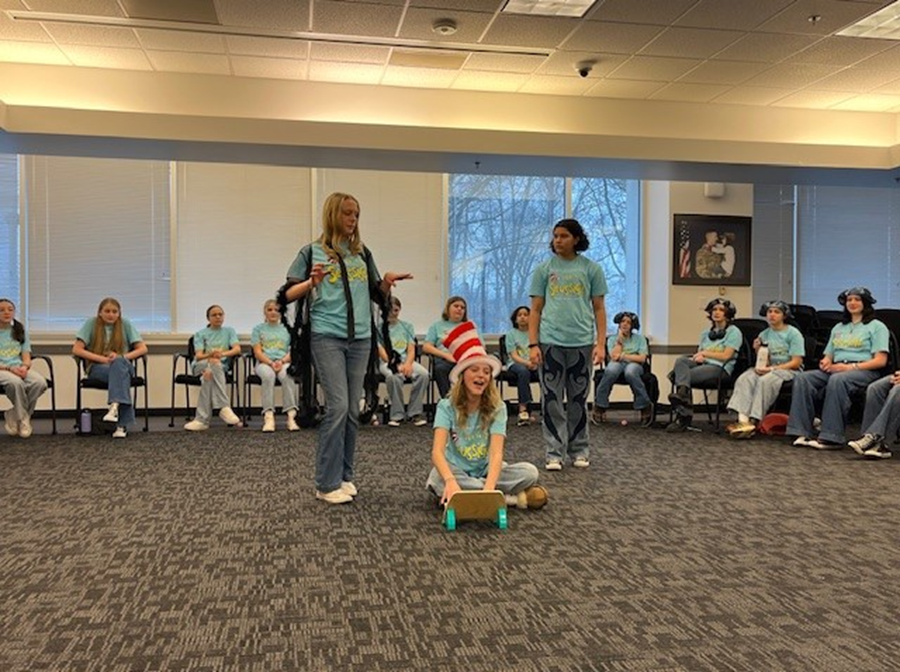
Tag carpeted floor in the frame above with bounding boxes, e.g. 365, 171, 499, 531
1, 414, 898, 672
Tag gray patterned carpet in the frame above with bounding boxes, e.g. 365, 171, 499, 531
1, 414, 898, 672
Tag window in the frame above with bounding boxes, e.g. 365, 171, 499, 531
25, 156, 171, 333
448, 173, 640, 334
0, 154, 18, 304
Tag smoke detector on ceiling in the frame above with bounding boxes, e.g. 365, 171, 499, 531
432, 19, 458, 36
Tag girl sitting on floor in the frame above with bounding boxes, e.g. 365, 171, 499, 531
425, 321, 547, 511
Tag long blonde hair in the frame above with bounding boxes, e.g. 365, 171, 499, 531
319, 192, 362, 258
450, 369, 503, 432
89, 297, 125, 355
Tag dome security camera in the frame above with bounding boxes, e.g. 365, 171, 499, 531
576, 61, 594, 78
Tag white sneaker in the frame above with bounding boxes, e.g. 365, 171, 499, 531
286, 410, 300, 432
262, 411, 276, 433
219, 407, 241, 426
316, 489, 353, 504
792, 436, 816, 448
102, 402, 119, 423
4, 410, 19, 437
517, 410, 531, 426
184, 419, 209, 432
387, 419, 402, 427
340, 481, 358, 497
545, 460, 563, 471
112, 426, 127, 439
573, 456, 590, 469
411, 415, 428, 427
18, 417, 33, 439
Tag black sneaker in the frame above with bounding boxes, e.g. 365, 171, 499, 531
665, 416, 689, 433
848, 433, 882, 455
668, 386, 691, 408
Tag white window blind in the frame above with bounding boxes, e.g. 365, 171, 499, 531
175, 162, 313, 335
0, 154, 18, 303
25, 156, 171, 333
751, 184, 795, 311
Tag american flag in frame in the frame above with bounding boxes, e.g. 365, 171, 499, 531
672, 214, 752, 286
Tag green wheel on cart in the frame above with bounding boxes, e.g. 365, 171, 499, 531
445, 508, 457, 531
497, 507, 508, 530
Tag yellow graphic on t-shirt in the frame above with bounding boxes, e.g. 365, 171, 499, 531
0, 344, 21, 359
456, 439, 489, 462
548, 272, 584, 298
326, 263, 368, 284
831, 334, 866, 350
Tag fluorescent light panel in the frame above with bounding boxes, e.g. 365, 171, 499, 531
502, 0, 597, 18
837, 0, 900, 40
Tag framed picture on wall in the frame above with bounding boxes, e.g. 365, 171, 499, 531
672, 214, 752, 286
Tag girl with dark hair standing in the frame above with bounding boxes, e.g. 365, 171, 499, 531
528, 219, 608, 471
72, 297, 148, 439
0, 299, 48, 438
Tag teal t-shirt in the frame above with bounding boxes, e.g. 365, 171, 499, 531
760, 325, 805, 366
825, 319, 889, 363
0, 327, 30, 367
433, 398, 507, 478
380, 319, 416, 358
76, 317, 142, 352
251, 322, 290, 361
286, 242, 376, 340
606, 332, 648, 356
698, 324, 743, 375
505, 328, 531, 364
425, 319, 464, 354
193, 325, 240, 372
529, 254, 608, 347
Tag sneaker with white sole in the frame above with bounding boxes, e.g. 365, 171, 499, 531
573, 456, 590, 469
219, 407, 241, 426
863, 444, 892, 459
848, 433, 882, 455
411, 415, 428, 427
545, 459, 563, 471
517, 410, 531, 427
792, 436, 816, 448
18, 417, 33, 438
340, 481, 358, 497
316, 489, 353, 504
102, 402, 119, 423
5, 410, 19, 437
808, 438, 842, 450
262, 411, 276, 433
387, 419, 402, 427
112, 426, 127, 439
184, 419, 209, 432
590, 407, 606, 426
286, 411, 300, 432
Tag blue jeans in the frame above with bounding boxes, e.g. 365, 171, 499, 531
88, 357, 136, 427
860, 374, 900, 441
255, 363, 299, 414
594, 361, 650, 410
425, 461, 539, 498
787, 368, 879, 443
310, 334, 371, 493
508, 362, 539, 406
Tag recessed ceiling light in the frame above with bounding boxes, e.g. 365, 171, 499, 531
837, 0, 900, 40
502, 0, 597, 19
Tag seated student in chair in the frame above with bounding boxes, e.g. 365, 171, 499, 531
425, 321, 546, 511
377, 296, 429, 427
726, 301, 804, 439
0, 298, 48, 439
848, 367, 900, 460
504, 305, 539, 426
184, 304, 242, 431
72, 297, 147, 439
251, 299, 300, 433
422, 296, 468, 400
788, 287, 888, 450
592, 311, 651, 426
666, 299, 741, 432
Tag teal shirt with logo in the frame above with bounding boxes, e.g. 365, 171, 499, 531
251, 322, 290, 361
825, 319, 889, 363
698, 324, 743, 375
605, 332, 648, 357
505, 328, 531, 364
425, 319, 463, 354
434, 398, 507, 478
76, 318, 142, 352
529, 254, 608, 347
0, 327, 30, 367
192, 326, 240, 372
760, 325, 805, 366
379, 319, 416, 359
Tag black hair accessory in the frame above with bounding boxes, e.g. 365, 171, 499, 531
758, 300, 792, 320
704, 298, 736, 321
837, 286, 876, 307
613, 311, 640, 332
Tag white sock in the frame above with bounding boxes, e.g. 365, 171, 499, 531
738, 413, 750, 424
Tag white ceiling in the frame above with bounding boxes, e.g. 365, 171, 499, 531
2, 0, 900, 112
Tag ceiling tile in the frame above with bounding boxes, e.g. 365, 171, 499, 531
758, 0, 886, 36
518, 75, 594, 95
482, 14, 579, 48
42, 23, 140, 48
230, 55, 307, 80
563, 20, 664, 53
675, 0, 794, 30
214, 0, 309, 32
588, 0, 698, 26
0, 39, 69, 64
136, 29, 225, 54
388, 49, 466, 69
740, 62, 839, 89
313, 1, 403, 37
677, 60, 769, 85
608, 55, 702, 81
58, 44, 151, 70
225, 36, 309, 59
769, 89, 855, 109
0, 12, 51, 42
639, 27, 744, 59
649, 81, 731, 102
0, 1, 27, 9
398, 8, 493, 42
309, 42, 390, 64
381, 65, 457, 88
711, 86, 794, 106
813, 65, 900, 93
783, 35, 894, 66
831, 92, 900, 112
146, 50, 230, 75
451, 70, 528, 92
409, 0, 505, 10
463, 52, 545, 73
308, 60, 384, 85
23, 0, 124, 17
712, 32, 820, 63
584, 78, 666, 99
536, 50, 626, 77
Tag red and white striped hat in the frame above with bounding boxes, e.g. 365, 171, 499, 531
443, 320, 502, 383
